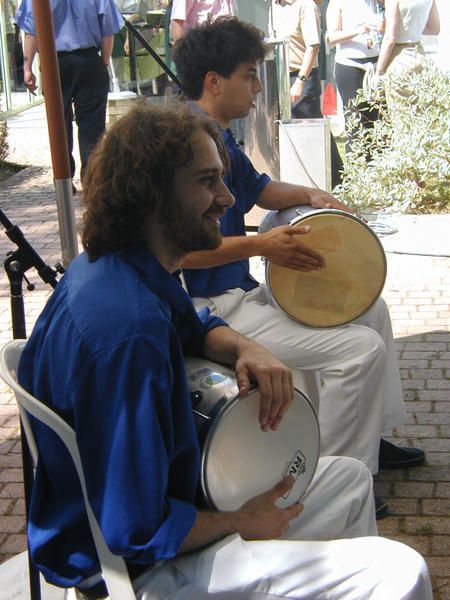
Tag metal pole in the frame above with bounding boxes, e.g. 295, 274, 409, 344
31, 0, 78, 266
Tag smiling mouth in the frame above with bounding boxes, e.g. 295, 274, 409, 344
205, 214, 223, 225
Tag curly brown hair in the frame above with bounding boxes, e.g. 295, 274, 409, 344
82, 101, 228, 260
173, 17, 267, 100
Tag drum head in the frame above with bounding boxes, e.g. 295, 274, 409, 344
201, 389, 320, 512
266, 210, 387, 327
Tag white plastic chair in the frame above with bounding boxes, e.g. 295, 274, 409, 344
0, 340, 136, 600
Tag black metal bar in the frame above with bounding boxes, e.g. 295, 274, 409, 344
128, 28, 138, 88
125, 20, 181, 88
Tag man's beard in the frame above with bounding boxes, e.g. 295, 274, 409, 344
159, 198, 222, 254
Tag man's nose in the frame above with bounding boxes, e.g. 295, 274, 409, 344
217, 180, 235, 208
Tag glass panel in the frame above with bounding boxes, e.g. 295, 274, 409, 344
0, 1, 40, 114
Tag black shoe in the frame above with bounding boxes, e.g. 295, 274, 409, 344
72, 183, 77, 195
375, 495, 389, 520
379, 438, 425, 470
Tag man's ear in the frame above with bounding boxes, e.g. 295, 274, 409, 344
204, 71, 223, 95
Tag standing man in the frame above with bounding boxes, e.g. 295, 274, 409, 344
17, 102, 431, 599
170, 0, 236, 42
276, 0, 344, 187
173, 18, 425, 517
15, 0, 123, 186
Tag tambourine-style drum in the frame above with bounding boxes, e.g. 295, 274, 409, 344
185, 357, 320, 512
259, 206, 387, 328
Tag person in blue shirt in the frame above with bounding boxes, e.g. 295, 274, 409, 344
18, 103, 432, 599
15, 0, 123, 185
173, 17, 426, 519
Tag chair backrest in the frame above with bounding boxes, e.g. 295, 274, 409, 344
0, 340, 136, 600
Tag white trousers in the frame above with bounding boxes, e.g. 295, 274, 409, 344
135, 457, 431, 599
193, 287, 406, 474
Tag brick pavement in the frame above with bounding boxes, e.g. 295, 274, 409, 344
0, 109, 449, 598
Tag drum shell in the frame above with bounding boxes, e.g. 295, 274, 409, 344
260, 207, 387, 328
185, 357, 320, 512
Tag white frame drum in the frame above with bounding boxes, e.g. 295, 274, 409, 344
185, 358, 320, 512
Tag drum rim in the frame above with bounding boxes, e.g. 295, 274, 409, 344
200, 386, 321, 511
265, 209, 388, 328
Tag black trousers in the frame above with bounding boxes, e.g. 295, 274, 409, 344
334, 58, 380, 154
57, 47, 110, 179
290, 68, 344, 189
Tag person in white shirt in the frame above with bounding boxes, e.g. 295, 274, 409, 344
375, 0, 440, 82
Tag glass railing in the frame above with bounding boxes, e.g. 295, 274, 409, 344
0, 2, 39, 115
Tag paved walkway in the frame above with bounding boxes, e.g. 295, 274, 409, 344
0, 105, 448, 599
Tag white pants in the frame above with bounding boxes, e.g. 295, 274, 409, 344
193, 287, 406, 474
135, 457, 431, 599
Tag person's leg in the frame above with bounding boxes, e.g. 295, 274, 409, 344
290, 69, 343, 187
290, 68, 322, 119
57, 54, 77, 178
135, 458, 432, 599
194, 288, 389, 474
329, 133, 344, 188
284, 456, 377, 541
72, 50, 110, 179
335, 62, 379, 155
355, 298, 406, 431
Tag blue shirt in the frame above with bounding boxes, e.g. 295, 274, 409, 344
18, 248, 226, 589
183, 128, 271, 298
15, 0, 123, 51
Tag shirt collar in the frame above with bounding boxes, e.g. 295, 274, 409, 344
118, 247, 190, 315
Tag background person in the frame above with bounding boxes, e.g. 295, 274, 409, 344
170, 0, 236, 42
326, 0, 385, 149
276, 0, 344, 188
18, 102, 432, 600
173, 17, 426, 518
15, 0, 123, 185
374, 0, 440, 95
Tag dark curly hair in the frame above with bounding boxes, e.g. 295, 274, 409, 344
173, 17, 268, 100
82, 101, 228, 260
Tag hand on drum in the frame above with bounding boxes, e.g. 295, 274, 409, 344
259, 225, 325, 272
307, 189, 354, 214
235, 476, 304, 540
235, 342, 294, 432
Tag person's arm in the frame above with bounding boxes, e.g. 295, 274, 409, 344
203, 325, 294, 432
257, 180, 351, 212
182, 182, 350, 271
101, 34, 114, 66
290, 45, 319, 104
326, 0, 370, 46
422, 0, 440, 35
375, 0, 399, 75
23, 32, 37, 92
170, 18, 185, 41
180, 476, 303, 553
182, 228, 325, 272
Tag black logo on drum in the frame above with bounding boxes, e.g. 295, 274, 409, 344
282, 450, 306, 499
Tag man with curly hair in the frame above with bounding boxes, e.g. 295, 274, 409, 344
17, 104, 431, 599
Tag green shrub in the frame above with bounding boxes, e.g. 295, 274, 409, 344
334, 60, 450, 214
0, 114, 8, 162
